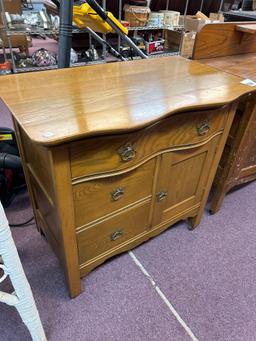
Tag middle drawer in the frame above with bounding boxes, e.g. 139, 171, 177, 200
73, 159, 155, 227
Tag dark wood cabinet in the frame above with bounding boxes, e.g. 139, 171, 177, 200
193, 22, 256, 213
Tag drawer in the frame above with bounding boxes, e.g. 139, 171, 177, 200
73, 159, 155, 227
70, 106, 227, 178
77, 201, 151, 265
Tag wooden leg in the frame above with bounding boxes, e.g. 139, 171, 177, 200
65, 267, 81, 299
209, 186, 228, 214
187, 215, 201, 230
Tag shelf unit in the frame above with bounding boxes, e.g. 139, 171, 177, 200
0, 0, 217, 73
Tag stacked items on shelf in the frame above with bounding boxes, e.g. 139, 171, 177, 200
0, 0, 61, 73
165, 10, 224, 59
0, 0, 31, 73
0, 0, 110, 73
1, 0, 225, 73
122, 0, 182, 56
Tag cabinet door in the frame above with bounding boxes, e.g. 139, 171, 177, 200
152, 136, 220, 226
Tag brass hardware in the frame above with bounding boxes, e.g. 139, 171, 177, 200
156, 191, 167, 202
110, 229, 124, 241
118, 143, 136, 162
111, 187, 124, 201
197, 121, 210, 136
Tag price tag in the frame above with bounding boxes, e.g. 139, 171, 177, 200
240, 79, 256, 87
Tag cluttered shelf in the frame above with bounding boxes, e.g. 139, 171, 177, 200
0, 0, 226, 75
14, 50, 179, 73
2, 24, 185, 36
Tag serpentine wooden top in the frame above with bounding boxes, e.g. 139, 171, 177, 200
199, 53, 256, 81
0, 56, 253, 146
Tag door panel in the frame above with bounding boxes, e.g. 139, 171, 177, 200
152, 136, 220, 225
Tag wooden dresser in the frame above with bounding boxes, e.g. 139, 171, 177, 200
0, 56, 253, 297
193, 22, 256, 213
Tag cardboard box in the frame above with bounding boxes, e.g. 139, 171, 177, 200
164, 30, 182, 52
2, 0, 21, 14
179, 15, 222, 33
180, 32, 196, 58
146, 39, 165, 55
148, 12, 164, 26
164, 30, 196, 58
160, 10, 180, 27
183, 16, 211, 32
209, 13, 224, 21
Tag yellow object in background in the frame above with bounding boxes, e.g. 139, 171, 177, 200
73, 3, 128, 35
0, 134, 13, 141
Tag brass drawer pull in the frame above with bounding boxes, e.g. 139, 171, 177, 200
197, 121, 210, 136
111, 187, 124, 201
110, 229, 124, 241
118, 143, 136, 162
156, 191, 167, 202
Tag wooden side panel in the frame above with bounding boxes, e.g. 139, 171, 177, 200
19, 128, 55, 200
210, 94, 256, 213
29, 173, 60, 243
239, 104, 256, 172
14, 121, 70, 286
193, 22, 256, 60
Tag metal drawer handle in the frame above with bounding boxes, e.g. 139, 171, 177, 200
110, 229, 124, 241
197, 121, 210, 136
156, 191, 167, 202
111, 187, 124, 201
118, 143, 136, 162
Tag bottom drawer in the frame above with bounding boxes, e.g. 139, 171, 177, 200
77, 201, 151, 265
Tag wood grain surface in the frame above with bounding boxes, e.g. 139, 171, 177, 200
0, 56, 252, 146
199, 53, 256, 81
73, 159, 155, 227
236, 24, 256, 34
193, 22, 256, 59
77, 199, 151, 265
70, 107, 226, 179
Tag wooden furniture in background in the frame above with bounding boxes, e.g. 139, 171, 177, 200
193, 21, 256, 59
193, 22, 256, 213
236, 23, 256, 34
0, 57, 253, 297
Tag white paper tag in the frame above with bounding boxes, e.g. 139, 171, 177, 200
240, 79, 256, 87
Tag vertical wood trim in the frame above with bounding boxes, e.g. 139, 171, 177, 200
12, 120, 39, 230
151, 153, 173, 226
189, 101, 238, 228
148, 155, 161, 227
51, 145, 81, 298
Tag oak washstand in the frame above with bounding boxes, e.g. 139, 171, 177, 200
0, 56, 253, 297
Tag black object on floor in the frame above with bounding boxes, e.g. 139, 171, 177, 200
0, 127, 26, 208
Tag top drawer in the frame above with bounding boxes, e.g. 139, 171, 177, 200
70, 107, 227, 179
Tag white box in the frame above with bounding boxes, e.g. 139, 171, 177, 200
160, 10, 180, 27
